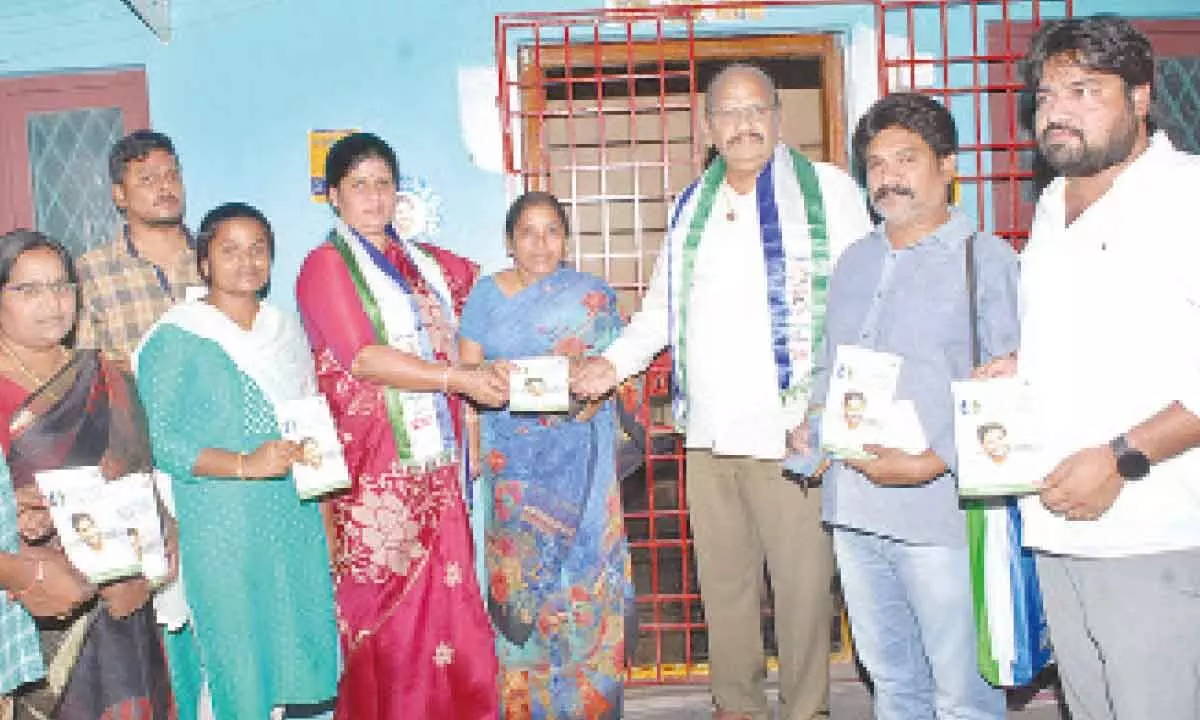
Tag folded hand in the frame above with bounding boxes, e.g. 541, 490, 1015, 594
8, 545, 96, 619
570, 357, 618, 399
846, 445, 944, 487
100, 576, 151, 619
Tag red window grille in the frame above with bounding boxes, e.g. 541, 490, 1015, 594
494, 0, 1072, 684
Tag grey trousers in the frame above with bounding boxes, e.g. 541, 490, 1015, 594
686, 451, 834, 720
1036, 547, 1200, 720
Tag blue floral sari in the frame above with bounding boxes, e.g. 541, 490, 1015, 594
460, 267, 632, 719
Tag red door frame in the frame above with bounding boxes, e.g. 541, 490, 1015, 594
0, 68, 149, 232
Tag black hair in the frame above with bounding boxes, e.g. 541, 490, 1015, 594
977, 422, 1007, 443
324, 132, 400, 193
195, 202, 275, 294
852, 92, 958, 181
0, 229, 78, 290
1022, 16, 1154, 96
108, 129, 178, 185
504, 191, 571, 240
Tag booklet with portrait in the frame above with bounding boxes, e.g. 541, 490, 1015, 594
277, 395, 353, 501
951, 377, 1051, 496
36, 466, 152, 585
508, 356, 570, 414
820, 345, 905, 460
106, 472, 171, 585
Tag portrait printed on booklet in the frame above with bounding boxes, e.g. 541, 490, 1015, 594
508, 356, 571, 414
36, 466, 166, 584
820, 345, 904, 460
952, 377, 1051, 496
278, 395, 353, 500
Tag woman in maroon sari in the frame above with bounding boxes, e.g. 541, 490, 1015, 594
0, 230, 172, 719
296, 133, 503, 719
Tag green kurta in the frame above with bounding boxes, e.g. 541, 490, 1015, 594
136, 324, 339, 720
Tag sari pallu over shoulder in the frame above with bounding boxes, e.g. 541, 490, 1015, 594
464, 267, 633, 719
3, 350, 172, 720
310, 225, 497, 720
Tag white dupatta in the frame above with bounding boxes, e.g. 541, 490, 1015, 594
131, 299, 317, 630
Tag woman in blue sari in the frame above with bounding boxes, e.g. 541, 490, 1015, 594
459, 192, 632, 719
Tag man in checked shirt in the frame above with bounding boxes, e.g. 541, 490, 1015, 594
76, 130, 206, 370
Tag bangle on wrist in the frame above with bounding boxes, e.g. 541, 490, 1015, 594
237, 452, 247, 479
12, 558, 44, 600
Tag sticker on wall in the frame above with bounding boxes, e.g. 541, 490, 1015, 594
309, 129, 358, 202
394, 175, 441, 241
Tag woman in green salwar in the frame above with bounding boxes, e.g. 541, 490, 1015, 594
134, 203, 339, 720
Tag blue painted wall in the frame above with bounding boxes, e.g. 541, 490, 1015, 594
0, 0, 1196, 308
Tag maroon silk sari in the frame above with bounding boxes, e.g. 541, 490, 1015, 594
0, 351, 172, 720
297, 237, 498, 720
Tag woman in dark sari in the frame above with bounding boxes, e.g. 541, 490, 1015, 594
0, 229, 172, 719
459, 192, 634, 718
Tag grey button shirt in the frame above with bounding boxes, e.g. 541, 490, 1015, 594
811, 208, 1020, 546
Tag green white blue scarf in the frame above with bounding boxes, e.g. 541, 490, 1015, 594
667, 143, 829, 430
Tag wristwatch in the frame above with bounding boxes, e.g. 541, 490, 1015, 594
1110, 434, 1150, 480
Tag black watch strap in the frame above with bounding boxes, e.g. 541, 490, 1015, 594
1110, 434, 1150, 480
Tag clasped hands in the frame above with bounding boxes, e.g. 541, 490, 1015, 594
454, 356, 621, 409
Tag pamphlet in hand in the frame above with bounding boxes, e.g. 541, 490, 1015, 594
36, 466, 141, 584
820, 345, 904, 460
951, 377, 1049, 496
107, 472, 171, 585
278, 395, 353, 501
509, 356, 571, 413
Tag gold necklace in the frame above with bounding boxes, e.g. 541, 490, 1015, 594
0, 336, 62, 387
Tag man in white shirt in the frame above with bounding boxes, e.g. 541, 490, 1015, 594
980, 17, 1200, 719
573, 63, 871, 720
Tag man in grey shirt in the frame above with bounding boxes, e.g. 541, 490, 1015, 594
808, 93, 1018, 719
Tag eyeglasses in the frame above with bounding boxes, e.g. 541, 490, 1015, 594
710, 103, 776, 125
4, 281, 78, 300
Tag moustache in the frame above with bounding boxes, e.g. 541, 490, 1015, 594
727, 132, 765, 145
872, 185, 914, 203
1040, 123, 1083, 143
154, 194, 179, 206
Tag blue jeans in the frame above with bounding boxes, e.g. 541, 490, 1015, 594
833, 527, 1004, 720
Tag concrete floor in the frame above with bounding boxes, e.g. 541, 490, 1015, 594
625, 661, 1067, 719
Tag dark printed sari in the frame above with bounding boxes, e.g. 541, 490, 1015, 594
0, 350, 172, 720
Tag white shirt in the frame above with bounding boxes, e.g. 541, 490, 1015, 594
1019, 132, 1200, 557
605, 161, 871, 460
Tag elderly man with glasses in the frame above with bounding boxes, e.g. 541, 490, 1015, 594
574, 63, 871, 720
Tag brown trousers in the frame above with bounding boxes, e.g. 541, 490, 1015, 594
687, 450, 834, 720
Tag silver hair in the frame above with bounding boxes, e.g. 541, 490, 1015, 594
704, 63, 781, 117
